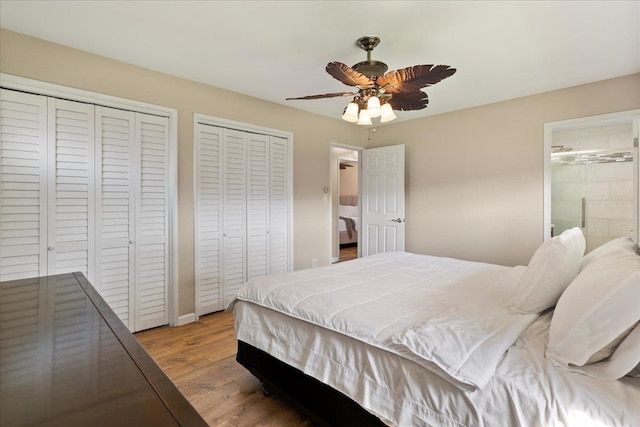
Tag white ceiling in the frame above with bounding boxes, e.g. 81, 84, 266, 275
1, 1, 639, 123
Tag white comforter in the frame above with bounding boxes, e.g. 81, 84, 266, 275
232, 251, 536, 391
338, 216, 358, 232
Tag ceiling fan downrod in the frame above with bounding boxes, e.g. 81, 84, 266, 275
352, 36, 388, 77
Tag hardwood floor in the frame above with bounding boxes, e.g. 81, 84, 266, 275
135, 311, 316, 426
339, 245, 358, 262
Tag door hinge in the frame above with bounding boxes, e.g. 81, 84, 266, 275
634, 137, 638, 148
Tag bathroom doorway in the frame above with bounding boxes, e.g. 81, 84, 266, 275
544, 110, 640, 252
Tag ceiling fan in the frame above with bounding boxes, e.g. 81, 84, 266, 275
340, 162, 354, 170
286, 36, 456, 125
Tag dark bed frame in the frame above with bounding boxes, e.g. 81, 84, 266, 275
236, 340, 387, 427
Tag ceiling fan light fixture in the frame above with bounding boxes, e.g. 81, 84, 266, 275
366, 96, 381, 118
380, 103, 397, 123
357, 109, 372, 126
285, 35, 456, 126
342, 102, 360, 122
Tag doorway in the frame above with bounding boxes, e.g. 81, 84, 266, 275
330, 144, 361, 263
544, 110, 640, 252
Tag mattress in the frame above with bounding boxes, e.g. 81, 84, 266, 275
234, 301, 640, 427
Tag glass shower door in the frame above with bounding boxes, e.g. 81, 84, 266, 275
551, 147, 635, 253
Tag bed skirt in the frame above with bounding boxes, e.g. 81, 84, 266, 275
236, 340, 386, 427
339, 230, 357, 245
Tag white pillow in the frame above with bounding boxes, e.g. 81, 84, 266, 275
510, 227, 585, 314
586, 322, 636, 364
546, 246, 640, 380
580, 236, 635, 270
338, 204, 357, 218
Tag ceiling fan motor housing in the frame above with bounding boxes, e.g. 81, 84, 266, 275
352, 60, 388, 77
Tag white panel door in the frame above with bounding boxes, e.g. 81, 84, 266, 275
0, 89, 48, 281
95, 106, 136, 329
47, 98, 95, 279
134, 113, 170, 331
195, 123, 223, 315
361, 144, 405, 257
269, 136, 289, 274
222, 129, 247, 306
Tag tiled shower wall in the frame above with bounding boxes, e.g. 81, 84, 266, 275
551, 123, 634, 253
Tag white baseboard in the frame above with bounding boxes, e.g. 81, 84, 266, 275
177, 313, 196, 326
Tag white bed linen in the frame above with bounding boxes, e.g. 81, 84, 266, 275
234, 301, 640, 427
231, 252, 535, 390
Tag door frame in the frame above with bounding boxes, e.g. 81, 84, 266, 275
543, 109, 640, 244
329, 142, 364, 263
0, 73, 180, 327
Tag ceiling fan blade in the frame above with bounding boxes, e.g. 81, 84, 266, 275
286, 91, 355, 100
388, 91, 429, 111
326, 62, 375, 88
377, 65, 456, 94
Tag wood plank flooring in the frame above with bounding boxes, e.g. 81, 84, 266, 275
135, 311, 316, 426
339, 245, 358, 262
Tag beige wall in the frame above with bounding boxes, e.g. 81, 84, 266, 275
2, 29, 639, 316
0, 29, 365, 316
339, 163, 358, 197
371, 73, 640, 266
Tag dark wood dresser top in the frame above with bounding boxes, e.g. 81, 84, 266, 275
0, 272, 207, 427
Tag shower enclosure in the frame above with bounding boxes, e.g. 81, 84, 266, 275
545, 113, 639, 254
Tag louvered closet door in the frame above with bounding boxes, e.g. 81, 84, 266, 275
222, 129, 247, 306
95, 107, 135, 329
47, 99, 95, 280
0, 89, 48, 281
194, 120, 291, 316
195, 124, 222, 314
247, 133, 269, 279
134, 113, 170, 331
269, 136, 289, 274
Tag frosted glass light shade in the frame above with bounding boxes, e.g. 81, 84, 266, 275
356, 109, 372, 125
380, 103, 397, 123
342, 102, 359, 122
366, 96, 381, 118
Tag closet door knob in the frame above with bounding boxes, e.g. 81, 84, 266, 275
129, 240, 134, 245
48, 246, 54, 251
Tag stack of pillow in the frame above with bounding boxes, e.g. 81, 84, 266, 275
511, 229, 640, 380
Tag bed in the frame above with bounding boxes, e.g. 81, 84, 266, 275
230, 232, 640, 426
339, 196, 358, 246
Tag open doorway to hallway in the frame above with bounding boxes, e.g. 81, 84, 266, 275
330, 144, 361, 263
